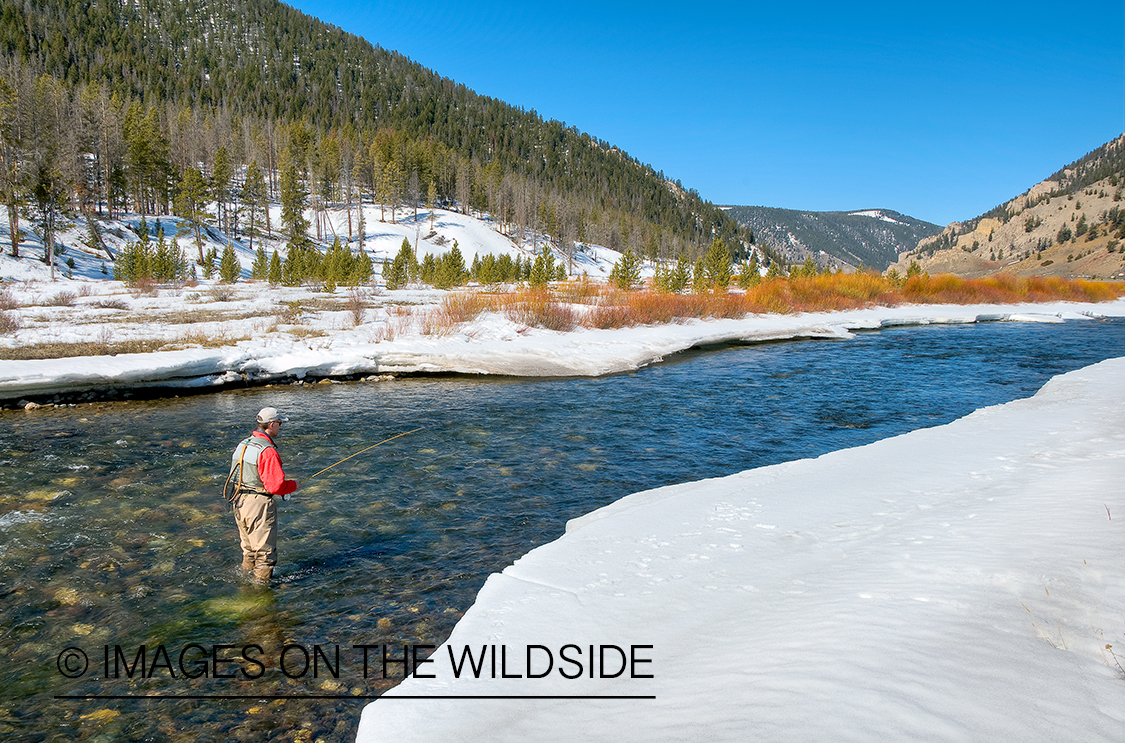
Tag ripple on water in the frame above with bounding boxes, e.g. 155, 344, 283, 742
0, 319, 1122, 741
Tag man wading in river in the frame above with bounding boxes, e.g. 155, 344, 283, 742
225, 407, 298, 583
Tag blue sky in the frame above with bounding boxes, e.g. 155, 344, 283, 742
288, 0, 1124, 226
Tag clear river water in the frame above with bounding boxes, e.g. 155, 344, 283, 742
2, 317, 1123, 742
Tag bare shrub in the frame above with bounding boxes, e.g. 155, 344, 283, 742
0, 310, 19, 334
0, 286, 17, 310
346, 287, 368, 326
207, 285, 237, 302
47, 291, 78, 307
94, 298, 129, 310
276, 300, 304, 325
77, 283, 94, 297
132, 277, 159, 297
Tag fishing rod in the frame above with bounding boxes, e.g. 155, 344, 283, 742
299, 427, 423, 484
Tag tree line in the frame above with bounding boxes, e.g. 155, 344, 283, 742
0, 0, 777, 280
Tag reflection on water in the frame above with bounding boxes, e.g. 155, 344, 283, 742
2, 318, 1123, 741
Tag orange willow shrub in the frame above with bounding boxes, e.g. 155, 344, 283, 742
502, 287, 579, 331
902, 273, 1124, 305
787, 272, 898, 311
742, 279, 797, 314
421, 291, 493, 335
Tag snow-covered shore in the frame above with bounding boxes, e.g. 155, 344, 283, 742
3, 300, 1123, 403
355, 356, 1125, 742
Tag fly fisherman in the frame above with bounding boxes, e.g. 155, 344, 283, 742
225, 407, 298, 583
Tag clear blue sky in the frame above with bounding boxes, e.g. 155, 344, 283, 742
288, 0, 1123, 226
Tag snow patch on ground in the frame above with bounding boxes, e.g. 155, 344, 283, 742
356, 357, 1125, 742
850, 209, 903, 224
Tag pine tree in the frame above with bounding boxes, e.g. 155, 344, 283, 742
212, 146, 233, 233
668, 253, 691, 293
268, 250, 282, 285
737, 252, 760, 288
174, 167, 210, 264
242, 161, 268, 253
385, 237, 418, 289
692, 257, 707, 293
350, 248, 373, 285
219, 244, 240, 283
436, 242, 466, 288
609, 248, 641, 290
420, 252, 436, 284
703, 238, 731, 290
251, 245, 269, 280
280, 162, 311, 251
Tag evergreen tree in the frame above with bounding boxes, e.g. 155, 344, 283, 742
268, 249, 282, 285
350, 247, 373, 285
173, 167, 210, 264
529, 249, 558, 287
737, 252, 760, 288
668, 253, 691, 293
201, 246, 217, 280
420, 252, 436, 284
384, 237, 418, 289
703, 238, 731, 290
211, 146, 233, 233
609, 248, 641, 290
219, 243, 240, 283
242, 160, 268, 252
251, 245, 269, 280
692, 256, 707, 293
280, 162, 311, 251
0, 76, 23, 259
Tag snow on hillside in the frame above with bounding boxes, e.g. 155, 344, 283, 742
355, 356, 1125, 742
0, 204, 631, 285
850, 209, 903, 224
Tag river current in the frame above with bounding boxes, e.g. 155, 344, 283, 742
2, 318, 1123, 741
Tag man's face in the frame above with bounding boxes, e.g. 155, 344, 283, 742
267, 420, 282, 437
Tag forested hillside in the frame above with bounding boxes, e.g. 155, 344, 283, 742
0, 0, 771, 272
723, 206, 940, 271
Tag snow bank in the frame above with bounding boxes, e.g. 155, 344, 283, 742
356, 357, 1125, 742
2, 301, 1122, 402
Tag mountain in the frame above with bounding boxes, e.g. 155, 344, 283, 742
888, 135, 1125, 280
721, 206, 941, 271
0, 0, 770, 267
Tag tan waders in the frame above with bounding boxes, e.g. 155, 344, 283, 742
234, 491, 277, 583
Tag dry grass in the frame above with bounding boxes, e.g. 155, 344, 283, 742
0, 332, 253, 360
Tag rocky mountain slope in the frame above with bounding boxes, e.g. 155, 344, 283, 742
888, 135, 1125, 280
722, 206, 941, 271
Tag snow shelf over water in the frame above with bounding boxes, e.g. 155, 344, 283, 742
2, 300, 1122, 402
356, 356, 1125, 742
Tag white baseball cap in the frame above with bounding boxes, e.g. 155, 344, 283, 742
256, 407, 289, 424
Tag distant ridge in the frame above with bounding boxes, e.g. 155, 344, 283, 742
722, 206, 941, 271
889, 134, 1125, 280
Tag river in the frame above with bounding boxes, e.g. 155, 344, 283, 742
2, 318, 1123, 742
